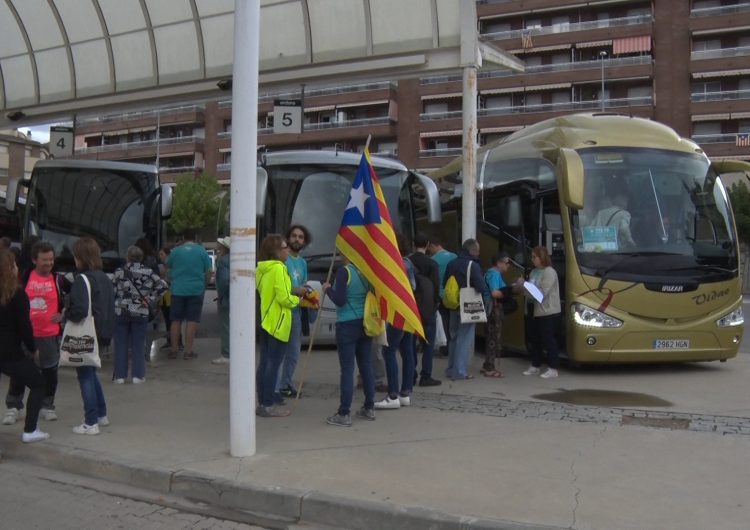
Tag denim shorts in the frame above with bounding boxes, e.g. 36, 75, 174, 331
170, 294, 204, 323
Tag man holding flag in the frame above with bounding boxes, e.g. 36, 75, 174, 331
322, 146, 424, 426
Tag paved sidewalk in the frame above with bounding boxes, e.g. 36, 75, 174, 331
1, 338, 749, 529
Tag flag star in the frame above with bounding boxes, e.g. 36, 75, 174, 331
346, 182, 370, 217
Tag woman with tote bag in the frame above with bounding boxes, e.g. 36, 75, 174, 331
66, 238, 115, 435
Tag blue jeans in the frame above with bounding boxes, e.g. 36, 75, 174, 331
113, 313, 148, 379
277, 310, 301, 391
414, 314, 437, 379
219, 303, 229, 358
257, 330, 286, 407
76, 366, 107, 426
382, 325, 415, 396
335, 319, 375, 416
447, 311, 476, 379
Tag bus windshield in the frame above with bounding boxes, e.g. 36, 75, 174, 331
571, 147, 737, 280
25, 166, 158, 271
264, 163, 411, 260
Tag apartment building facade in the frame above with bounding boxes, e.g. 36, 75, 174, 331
70, 0, 750, 180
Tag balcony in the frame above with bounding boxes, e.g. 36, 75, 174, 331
159, 165, 200, 175
216, 163, 231, 172
76, 104, 205, 125
691, 133, 742, 145
691, 4, 750, 17
419, 96, 653, 121
75, 135, 204, 154
419, 147, 463, 158
691, 46, 750, 61
217, 81, 396, 108
482, 14, 653, 41
692, 89, 750, 102
421, 56, 651, 85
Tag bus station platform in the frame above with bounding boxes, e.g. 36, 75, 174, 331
1, 338, 749, 530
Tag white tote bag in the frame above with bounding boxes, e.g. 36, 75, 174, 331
459, 262, 487, 324
434, 312, 447, 347
60, 275, 101, 368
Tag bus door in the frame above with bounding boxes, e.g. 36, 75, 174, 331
478, 189, 530, 354
537, 191, 566, 356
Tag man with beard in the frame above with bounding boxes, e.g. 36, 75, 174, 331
276, 225, 312, 399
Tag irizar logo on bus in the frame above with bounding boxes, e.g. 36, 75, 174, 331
692, 288, 730, 305
661, 285, 684, 292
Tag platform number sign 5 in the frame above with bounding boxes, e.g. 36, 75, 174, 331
49, 126, 74, 158
273, 99, 303, 134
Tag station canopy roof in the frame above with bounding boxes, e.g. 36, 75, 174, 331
0, 0, 522, 129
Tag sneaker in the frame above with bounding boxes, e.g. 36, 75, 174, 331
2, 408, 22, 425
326, 413, 352, 427
256, 406, 291, 418
98, 416, 110, 426
374, 396, 401, 410
22, 429, 50, 443
132, 377, 145, 384
280, 386, 299, 398
114, 378, 125, 384
540, 368, 559, 379
183, 351, 197, 360
398, 394, 411, 407
355, 407, 376, 421
211, 356, 229, 365
40, 408, 58, 421
522, 366, 541, 376
72, 423, 100, 435
419, 377, 442, 387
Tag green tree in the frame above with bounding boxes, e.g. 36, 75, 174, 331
729, 182, 750, 247
168, 172, 222, 239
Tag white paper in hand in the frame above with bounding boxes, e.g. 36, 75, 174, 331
523, 281, 544, 304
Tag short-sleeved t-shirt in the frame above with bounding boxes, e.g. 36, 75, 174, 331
167, 243, 211, 296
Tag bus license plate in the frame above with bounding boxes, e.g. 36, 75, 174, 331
653, 339, 690, 350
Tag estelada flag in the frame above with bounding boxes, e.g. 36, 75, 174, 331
336, 148, 425, 339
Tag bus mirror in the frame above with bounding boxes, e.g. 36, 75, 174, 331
257, 167, 268, 218
410, 172, 442, 224
557, 148, 584, 209
712, 159, 750, 175
5, 177, 20, 212
160, 184, 173, 218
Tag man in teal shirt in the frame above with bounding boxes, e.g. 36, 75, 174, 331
277, 225, 311, 398
427, 235, 457, 357
166, 233, 211, 360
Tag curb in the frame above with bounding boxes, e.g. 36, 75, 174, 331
0, 432, 560, 530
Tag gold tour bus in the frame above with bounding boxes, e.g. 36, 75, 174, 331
431, 113, 749, 364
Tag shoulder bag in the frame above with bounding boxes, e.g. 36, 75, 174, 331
60, 275, 101, 368
459, 262, 487, 324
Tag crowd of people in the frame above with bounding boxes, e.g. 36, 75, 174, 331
0, 227, 562, 439
255, 227, 562, 426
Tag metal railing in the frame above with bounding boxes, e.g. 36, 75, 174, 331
690, 133, 740, 144
419, 96, 653, 120
159, 166, 200, 174
216, 163, 231, 172
691, 3, 750, 17
254, 116, 394, 135
75, 135, 204, 154
482, 14, 652, 41
691, 46, 750, 61
218, 81, 396, 108
77, 104, 204, 125
421, 55, 652, 85
419, 148, 463, 158
692, 89, 750, 102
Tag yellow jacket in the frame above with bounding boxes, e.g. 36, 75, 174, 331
256, 260, 299, 342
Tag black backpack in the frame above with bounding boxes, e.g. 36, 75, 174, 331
408, 254, 437, 321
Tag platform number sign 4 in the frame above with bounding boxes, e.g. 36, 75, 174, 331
49, 126, 74, 158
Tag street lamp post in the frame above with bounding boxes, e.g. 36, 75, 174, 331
599, 51, 608, 111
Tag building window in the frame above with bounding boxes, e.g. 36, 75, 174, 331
691, 81, 721, 95
693, 122, 722, 135
693, 39, 721, 52
424, 102, 448, 114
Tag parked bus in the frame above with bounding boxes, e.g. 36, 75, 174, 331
257, 150, 442, 344
431, 113, 748, 363
5, 159, 172, 273
0, 190, 23, 242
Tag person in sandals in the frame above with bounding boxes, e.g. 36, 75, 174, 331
482, 253, 512, 378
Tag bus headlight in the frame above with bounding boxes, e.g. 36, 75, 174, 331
572, 303, 623, 328
716, 307, 744, 327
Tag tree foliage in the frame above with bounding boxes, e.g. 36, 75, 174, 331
729, 182, 750, 247
168, 172, 222, 239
